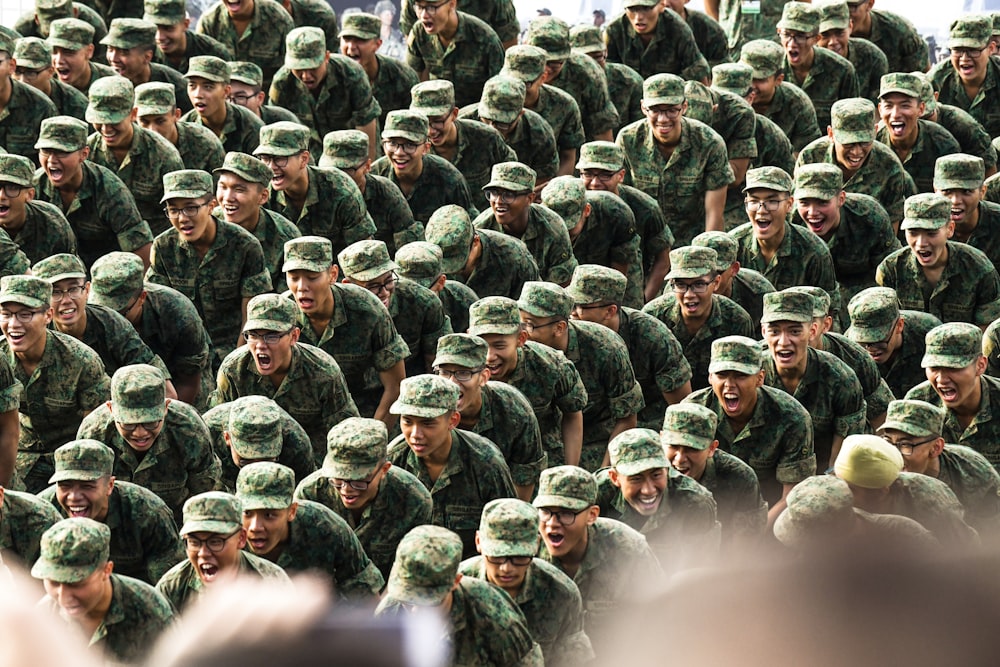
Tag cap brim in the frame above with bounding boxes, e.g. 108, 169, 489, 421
89, 289, 133, 312
410, 103, 452, 118
536, 47, 570, 61
318, 155, 364, 170
325, 460, 380, 480
49, 468, 107, 483
284, 56, 325, 70
950, 37, 988, 49
877, 418, 933, 437
388, 401, 450, 418
112, 404, 165, 424
137, 103, 174, 116
161, 188, 211, 203
180, 519, 240, 536
386, 568, 453, 606
643, 94, 685, 107
432, 352, 484, 369
16, 58, 49, 69
845, 323, 894, 344
772, 507, 801, 546
613, 456, 670, 476
282, 258, 331, 273
660, 431, 712, 452
47, 38, 87, 50
794, 186, 838, 201
85, 108, 130, 125
0, 294, 47, 309
879, 86, 921, 100
935, 178, 983, 191
482, 179, 530, 192
921, 352, 978, 369
253, 144, 302, 157
532, 494, 590, 512
477, 536, 537, 558
343, 260, 399, 283
381, 130, 425, 143
478, 104, 519, 124
775, 19, 814, 33
831, 129, 875, 145
243, 318, 291, 333
665, 266, 712, 280
30, 558, 98, 584
438, 253, 466, 276
760, 311, 812, 324
237, 494, 291, 511
571, 42, 603, 54
714, 84, 750, 97
339, 29, 378, 40
574, 158, 621, 172
213, 164, 269, 186
37, 270, 86, 284
563, 285, 598, 305
899, 217, 947, 231
708, 360, 760, 375
468, 322, 520, 336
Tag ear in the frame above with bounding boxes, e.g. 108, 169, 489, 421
585, 505, 600, 524
289, 326, 301, 344
447, 410, 462, 429
707, 439, 719, 457
223, 431, 232, 448
432, 274, 447, 291
945, 220, 956, 239
930, 437, 946, 458
826, 125, 834, 140
755, 369, 765, 387
236, 527, 248, 549
24, 187, 35, 203
976, 355, 988, 376
329, 265, 339, 284
474, 530, 483, 553
287, 501, 298, 521
516, 329, 529, 346
81, 145, 91, 160
173, 107, 182, 121
608, 467, 621, 487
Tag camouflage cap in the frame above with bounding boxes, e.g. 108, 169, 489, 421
899, 192, 950, 231
740, 39, 784, 79
134, 81, 175, 116
994, 11, 1000, 35
643, 73, 685, 107
318, 129, 368, 169
541, 175, 586, 225
483, 161, 536, 192
111, 363, 167, 424
879, 399, 945, 438
214, 151, 272, 186
229, 61, 263, 87
661, 403, 719, 451
575, 141, 624, 172
879, 72, 922, 100
89, 251, 144, 311
479, 75, 525, 124
32, 252, 86, 283
565, 263, 626, 305
161, 169, 213, 202
922, 322, 982, 369
85, 76, 135, 125
0, 154, 36, 187
382, 110, 428, 143
817, 0, 850, 32
386, 525, 463, 606
477, 498, 539, 558
533, 465, 596, 512
468, 296, 522, 337
409, 79, 455, 118
180, 491, 243, 536
434, 333, 488, 369
35, 0, 73, 31
48, 18, 94, 50
389, 374, 459, 418
243, 293, 298, 333
424, 204, 473, 275
0, 275, 52, 309
31, 518, 111, 583
666, 245, 718, 280
323, 417, 388, 480
711, 62, 753, 97
517, 280, 572, 319
501, 44, 546, 83
691, 231, 738, 270
831, 97, 877, 145
255, 121, 310, 157
185, 55, 230, 83
285, 26, 326, 70
744, 165, 793, 193
794, 162, 844, 201
787, 285, 831, 319
338, 239, 399, 282
709, 335, 762, 375
845, 286, 899, 343
395, 241, 443, 288
14, 37, 52, 69
100, 18, 156, 48
524, 16, 571, 61
283, 235, 333, 273
760, 289, 814, 324
683, 80, 713, 124
227, 396, 283, 459
50, 439, 114, 483
608, 428, 670, 476
834, 433, 903, 489
143, 0, 186, 25
934, 153, 985, 191
776, 2, 819, 33
772, 475, 855, 548
236, 462, 295, 511
949, 15, 991, 49
339, 12, 380, 40
569, 24, 604, 54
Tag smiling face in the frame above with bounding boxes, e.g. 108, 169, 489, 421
937, 186, 985, 231
114, 411, 166, 453
666, 442, 718, 482
832, 138, 874, 175
671, 272, 719, 321
905, 225, 953, 270
333, 461, 389, 512
538, 505, 596, 560
340, 35, 380, 69
265, 150, 308, 191
187, 77, 230, 120
480, 332, 524, 380
750, 74, 781, 105
216, 172, 268, 229
291, 55, 328, 92
155, 20, 189, 55
185, 528, 246, 585
40, 146, 87, 189
609, 466, 667, 516
818, 26, 850, 56
165, 195, 217, 245
643, 102, 685, 144
879, 93, 924, 145
94, 113, 136, 151
242, 505, 295, 556
436, 363, 488, 415
796, 192, 844, 240
382, 138, 427, 179
709, 369, 762, 421
286, 267, 335, 316
106, 44, 152, 80
53, 44, 94, 87
0, 181, 32, 234
55, 476, 114, 521
746, 187, 793, 243
0, 302, 51, 354
43, 561, 113, 620
221, 0, 254, 19
49, 277, 88, 331
626, 3, 663, 35
763, 320, 816, 371
951, 45, 989, 84
489, 189, 532, 230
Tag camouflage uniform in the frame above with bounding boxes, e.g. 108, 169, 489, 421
371, 152, 477, 224
875, 120, 960, 195
156, 25, 234, 74
0, 488, 61, 566
16, 1, 108, 60
712, 0, 792, 57
931, 103, 997, 175
369, 54, 420, 130
0, 198, 75, 267
740, 39, 820, 153
605, 6, 710, 81
399, 0, 520, 46
0, 33, 58, 165
691, 446, 768, 546
842, 39, 888, 105
196, 0, 294, 87
284, 0, 338, 49
853, 8, 929, 74
180, 101, 264, 156
605, 62, 644, 130
680, 8, 730, 68
530, 84, 585, 162
14, 38, 90, 120
934, 153, 1000, 269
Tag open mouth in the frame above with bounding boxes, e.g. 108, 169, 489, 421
296, 296, 315, 310
5, 330, 26, 347
199, 562, 220, 582
248, 537, 268, 552
914, 248, 934, 264
804, 217, 826, 234
178, 222, 196, 237
340, 491, 361, 506
544, 530, 565, 549
844, 154, 865, 170
888, 121, 906, 138
754, 218, 772, 234
936, 385, 958, 402
0, 204, 9, 218
633, 494, 660, 513
222, 202, 241, 220
485, 362, 505, 379
128, 433, 155, 451
224, 0, 242, 12
774, 349, 795, 364
56, 304, 78, 321
950, 208, 964, 223
255, 351, 273, 373
682, 298, 700, 314
47, 165, 64, 182
66, 504, 90, 518
787, 46, 801, 63
722, 391, 740, 414
958, 62, 976, 77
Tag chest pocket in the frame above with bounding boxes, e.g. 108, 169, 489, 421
4, 130, 35, 157
208, 279, 239, 303
148, 480, 186, 509
941, 302, 974, 324
129, 178, 159, 198
444, 504, 481, 532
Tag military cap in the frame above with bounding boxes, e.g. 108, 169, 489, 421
483, 161, 536, 193
111, 363, 167, 424
879, 399, 945, 438
255, 121, 310, 157
468, 296, 522, 336
134, 81, 175, 116
899, 192, 950, 231
711, 62, 753, 97
817, 0, 850, 32
834, 434, 903, 489
772, 475, 855, 548
533, 465, 596, 512
85, 76, 135, 125
185, 55, 230, 83
608, 428, 669, 476
661, 403, 719, 451
501, 44, 546, 83
382, 110, 428, 143
395, 241, 443, 288
214, 151, 272, 186
569, 24, 604, 54
143, 0, 186, 25
227, 396, 283, 458
761, 289, 815, 324
518, 280, 572, 319
994, 11, 1000, 36
100, 18, 156, 48
236, 462, 295, 511
740, 39, 784, 79
319, 129, 368, 169
89, 251, 144, 311
31, 518, 111, 583
524, 15, 571, 61
283, 235, 333, 273
323, 417, 388, 480
229, 61, 263, 87
922, 322, 982, 369
709, 335, 762, 375
949, 15, 991, 50
830, 97, 876, 145
14, 37, 51, 69
576, 140, 624, 172
625, 0, 660, 6
477, 499, 540, 558
787, 285, 831, 318
424, 204, 473, 275
386, 525, 463, 606
340, 12, 381, 40
692, 231, 738, 270
338, 239, 399, 282
666, 246, 718, 280
180, 491, 243, 536
0, 275, 52, 308
243, 292, 298, 332
479, 75, 525, 124
565, 263, 626, 305
541, 175, 586, 225
32, 252, 86, 283
643, 73, 685, 107
683, 80, 713, 124
434, 333, 488, 370
409, 80, 455, 118
0, 154, 36, 187
49, 439, 113, 484
161, 169, 213, 202
794, 162, 844, 201
845, 287, 899, 344
777, 2, 819, 33
934, 153, 985, 191
389, 374, 460, 418
47, 18, 94, 50
285, 26, 326, 70
35, 0, 73, 33
914, 71, 937, 116
879, 72, 922, 100
744, 165, 793, 193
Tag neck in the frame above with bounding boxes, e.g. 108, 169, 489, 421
162, 122, 180, 146
559, 529, 589, 572
925, 456, 941, 479
458, 394, 482, 428
424, 433, 453, 467
286, 167, 311, 201
16, 330, 47, 365
954, 378, 983, 417
362, 55, 378, 81
57, 165, 86, 194
777, 356, 808, 382
441, 122, 458, 148
890, 125, 919, 151
438, 15, 459, 42
190, 216, 218, 253
504, 209, 530, 237
758, 223, 786, 251
203, 102, 229, 132
524, 85, 539, 108
82, 578, 114, 626
396, 160, 424, 185
239, 207, 262, 233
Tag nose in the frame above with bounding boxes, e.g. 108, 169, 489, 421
248, 514, 263, 532
641, 478, 657, 496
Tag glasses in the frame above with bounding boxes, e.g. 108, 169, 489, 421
779, 30, 816, 44
573, 302, 611, 312
484, 555, 533, 566
15, 66, 46, 78
0, 309, 44, 323
881, 435, 937, 456
481, 118, 515, 132
331, 464, 382, 491
952, 47, 984, 59
51, 285, 86, 300
644, 106, 683, 120
118, 419, 163, 433
485, 188, 530, 204
364, 273, 398, 295
669, 280, 713, 294
0, 183, 24, 198
413, 0, 447, 14
245, 329, 293, 345
538, 507, 585, 526
117, 295, 140, 317
228, 92, 256, 105
521, 319, 563, 333
258, 153, 301, 168
184, 530, 239, 553
427, 114, 450, 130
745, 197, 789, 212
434, 367, 484, 382
580, 170, 619, 183
164, 202, 210, 219
382, 139, 420, 154
858, 321, 898, 352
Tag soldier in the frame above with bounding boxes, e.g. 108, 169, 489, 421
395, 241, 477, 335
195, 0, 294, 89
101, 19, 190, 112
399, 0, 519, 50
844, 0, 928, 74
32, 518, 174, 665
604, 0, 709, 82
278, 0, 338, 50
16, 0, 108, 63
701, 0, 787, 60
0, 154, 74, 266
815, 0, 886, 104
568, 23, 643, 131
135, 81, 226, 173
691, 230, 776, 330
156, 491, 290, 610
459, 498, 595, 667
235, 462, 384, 600
643, 246, 754, 391
918, 72, 997, 179
662, 0, 729, 68
934, 153, 1000, 268
0, 484, 61, 567
387, 374, 516, 558
0, 32, 58, 164
226, 60, 298, 124
180, 56, 264, 155
13, 37, 88, 120
48, 18, 115, 94
931, 17, 1000, 139
143, 0, 232, 72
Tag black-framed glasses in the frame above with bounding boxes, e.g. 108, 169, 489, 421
434, 366, 484, 382
0, 309, 44, 323
538, 507, 585, 526
427, 114, 451, 130
184, 530, 240, 553
573, 302, 612, 312
668, 279, 713, 294
117, 294, 141, 317
952, 47, 984, 59
118, 419, 163, 433
331, 463, 382, 491
745, 197, 789, 212
14, 66, 45, 78
51, 285, 86, 300
580, 170, 619, 183
481, 117, 515, 132
858, 321, 898, 352
521, 319, 563, 333
880, 435, 937, 456
485, 188, 530, 204
779, 30, 816, 44
228, 92, 257, 105
245, 330, 293, 345
484, 555, 533, 565
258, 152, 301, 168
0, 183, 24, 198
413, 0, 447, 14
364, 273, 398, 295
644, 106, 683, 120
164, 202, 211, 219
382, 139, 420, 154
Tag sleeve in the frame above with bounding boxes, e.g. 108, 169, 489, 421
146, 239, 170, 287
210, 360, 239, 408
775, 405, 817, 484
346, 60, 381, 127
490, 0, 519, 44
789, 97, 821, 153
238, 235, 273, 297
182, 413, 224, 495
99, 177, 154, 251
142, 495, 187, 583
0, 228, 29, 277
77, 353, 112, 413
328, 517, 385, 600
548, 587, 596, 667
370, 308, 410, 371
405, 28, 425, 73
875, 254, 895, 288
702, 131, 735, 191
552, 356, 589, 413
605, 341, 645, 419
321, 364, 361, 431
651, 328, 693, 394
678, 22, 711, 82
502, 391, 547, 488
339, 183, 379, 245
419, 290, 453, 355
557, 99, 586, 152
533, 123, 560, 181
833, 371, 867, 437
974, 263, 1000, 326
0, 354, 21, 413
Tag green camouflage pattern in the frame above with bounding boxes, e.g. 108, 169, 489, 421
100, 17, 155, 49
518, 280, 572, 319
438, 280, 478, 335
161, 168, 212, 201
662, 402, 718, 451
696, 448, 768, 545
226, 395, 283, 458
36, 114, 87, 151
387, 278, 454, 377
478, 75, 524, 124
400, 0, 520, 45
320, 129, 368, 169
852, 8, 928, 74
476, 497, 538, 556
752, 75, 821, 154
948, 15, 990, 49
371, 55, 420, 130
439, 226, 539, 300
468, 295, 521, 336
195, 0, 295, 87
180, 490, 241, 534
921, 322, 982, 369
846, 285, 900, 343
109, 362, 165, 424
32, 517, 109, 583
565, 263, 626, 305
461, 104, 558, 182
534, 464, 595, 511
50, 438, 113, 482
409, 78, 454, 117
156, 549, 290, 611
935, 153, 985, 191
283, 26, 324, 70
606, 10, 709, 80
180, 101, 265, 156
214, 149, 271, 186
396, 240, 444, 286
881, 398, 945, 437
605, 61, 644, 131
45, 16, 96, 50
485, 160, 536, 192
608, 427, 669, 475
467, 382, 546, 488
821, 330, 896, 424
709, 334, 763, 375
369, 153, 476, 225
256, 120, 308, 156
794, 161, 843, 200
1, 274, 49, 307
236, 460, 294, 509
429, 117, 517, 212
526, 82, 585, 155
935, 444, 1000, 535
473, 202, 573, 288
713, 62, 753, 97
772, 474, 854, 546
389, 372, 458, 418
283, 234, 331, 272
666, 245, 717, 280
761, 289, 814, 323
338, 239, 399, 283
0, 488, 61, 566
434, 332, 487, 369
185, 54, 230, 82
906, 375, 1000, 472
744, 165, 791, 192
777, 1, 818, 33
14, 36, 51, 69
875, 120, 961, 194
361, 174, 423, 258
0, 79, 58, 164
2, 201, 77, 266
323, 416, 386, 480
933, 103, 998, 174
502, 43, 546, 83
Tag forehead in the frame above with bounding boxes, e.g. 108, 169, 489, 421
217, 171, 257, 187
745, 188, 786, 199
165, 196, 208, 206
879, 93, 918, 105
